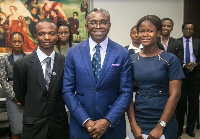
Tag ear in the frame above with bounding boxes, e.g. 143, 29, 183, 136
157, 30, 161, 36
85, 24, 89, 31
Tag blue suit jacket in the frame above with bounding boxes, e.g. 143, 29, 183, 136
62, 38, 133, 139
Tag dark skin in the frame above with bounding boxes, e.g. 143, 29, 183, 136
9, 33, 24, 139
160, 20, 173, 45
127, 20, 182, 139
10, 34, 24, 106
182, 24, 196, 70
84, 10, 111, 139
34, 21, 58, 56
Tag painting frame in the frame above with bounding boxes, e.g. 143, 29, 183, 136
0, 0, 92, 55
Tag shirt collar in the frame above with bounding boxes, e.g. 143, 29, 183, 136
89, 37, 108, 52
36, 47, 55, 63
129, 43, 143, 50
183, 36, 192, 42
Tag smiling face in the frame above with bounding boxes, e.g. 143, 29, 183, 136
85, 11, 111, 43
34, 21, 58, 51
138, 20, 160, 47
161, 20, 173, 36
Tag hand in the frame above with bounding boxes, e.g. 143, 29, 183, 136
131, 124, 144, 139
147, 124, 163, 139
184, 62, 195, 70
84, 119, 96, 130
87, 119, 110, 139
13, 97, 21, 106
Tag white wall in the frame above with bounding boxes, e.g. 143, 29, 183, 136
93, 0, 184, 46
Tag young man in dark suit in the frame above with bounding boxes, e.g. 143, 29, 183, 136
62, 8, 133, 139
13, 18, 69, 139
176, 20, 200, 138
158, 18, 183, 64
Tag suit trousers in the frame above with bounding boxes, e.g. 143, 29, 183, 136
176, 70, 200, 132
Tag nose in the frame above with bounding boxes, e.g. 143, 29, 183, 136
44, 34, 50, 39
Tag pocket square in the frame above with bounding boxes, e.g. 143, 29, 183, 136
111, 64, 120, 67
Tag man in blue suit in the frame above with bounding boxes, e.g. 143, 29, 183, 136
62, 8, 133, 139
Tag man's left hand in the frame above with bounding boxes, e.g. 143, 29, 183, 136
87, 119, 110, 139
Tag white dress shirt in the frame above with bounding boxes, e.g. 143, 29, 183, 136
36, 48, 55, 78
89, 37, 108, 68
128, 43, 143, 53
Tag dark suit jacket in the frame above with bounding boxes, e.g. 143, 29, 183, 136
13, 51, 69, 139
125, 45, 135, 55
158, 37, 184, 64
62, 38, 133, 139
178, 37, 200, 79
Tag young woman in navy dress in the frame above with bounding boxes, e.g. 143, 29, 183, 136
127, 15, 185, 139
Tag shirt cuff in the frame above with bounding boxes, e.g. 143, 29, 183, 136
82, 118, 91, 127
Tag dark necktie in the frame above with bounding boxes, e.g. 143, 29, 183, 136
44, 57, 51, 90
92, 44, 101, 83
186, 39, 190, 64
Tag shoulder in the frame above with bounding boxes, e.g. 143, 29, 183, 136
161, 51, 179, 64
109, 39, 128, 53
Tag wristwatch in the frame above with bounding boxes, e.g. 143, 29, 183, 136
159, 120, 166, 127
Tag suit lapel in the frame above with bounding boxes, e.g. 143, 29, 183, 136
48, 53, 63, 93
97, 39, 117, 86
30, 52, 47, 93
80, 39, 96, 85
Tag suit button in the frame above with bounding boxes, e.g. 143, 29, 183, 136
47, 101, 50, 104
95, 90, 97, 93
48, 116, 51, 119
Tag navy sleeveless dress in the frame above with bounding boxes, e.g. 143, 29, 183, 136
131, 51, 185, 139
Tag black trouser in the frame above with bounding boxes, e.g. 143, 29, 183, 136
176, 71, 200, 132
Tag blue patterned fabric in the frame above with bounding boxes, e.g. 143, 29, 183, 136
92, 44, 101, 83
186, 39, 190, 64
44, 57, 51, 90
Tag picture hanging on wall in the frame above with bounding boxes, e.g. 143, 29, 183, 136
0, 0, 90, 53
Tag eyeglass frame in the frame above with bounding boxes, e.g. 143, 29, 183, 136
183, 28, 194, 31
86, 21, 110, 27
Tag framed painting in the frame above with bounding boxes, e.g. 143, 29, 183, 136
0, 0, 91, 55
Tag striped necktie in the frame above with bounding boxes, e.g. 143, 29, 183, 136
44, 57, 51, 90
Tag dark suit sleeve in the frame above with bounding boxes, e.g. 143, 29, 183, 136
176, 39, 184, 65
13, 61, 27, 107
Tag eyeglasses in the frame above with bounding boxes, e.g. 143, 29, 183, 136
87, 21, 110, 27
183, 28, 194, 31
58, 32, 69, 35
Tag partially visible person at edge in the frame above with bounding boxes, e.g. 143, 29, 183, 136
62, 8, 133, 139
54, 21, 72, 57
158, 18, 183, 64
125, 25, 143, 55
127, 15, 185, 139
0, 32, 27, 139
176, 20, 200, 138
13, 18, 70, 139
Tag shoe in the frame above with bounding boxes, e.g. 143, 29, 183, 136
186, 130, 195, 137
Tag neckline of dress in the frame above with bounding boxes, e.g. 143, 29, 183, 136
139, 51, 164, 58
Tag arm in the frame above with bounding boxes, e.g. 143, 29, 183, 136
127, 101, 143, 139
148, 79, 182, 138
13, 61, 27, 107
0, 57, 15, 99
62, 50, 90, 126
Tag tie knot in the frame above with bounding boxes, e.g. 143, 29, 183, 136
186, 39, 189, 42
44, 57, 51, 65
95, 44, 101, 50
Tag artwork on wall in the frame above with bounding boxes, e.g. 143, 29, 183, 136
0, 0, 90, 53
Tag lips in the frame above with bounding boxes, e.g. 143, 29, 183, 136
93, 31, 104, 35
43, 42, 51, 45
